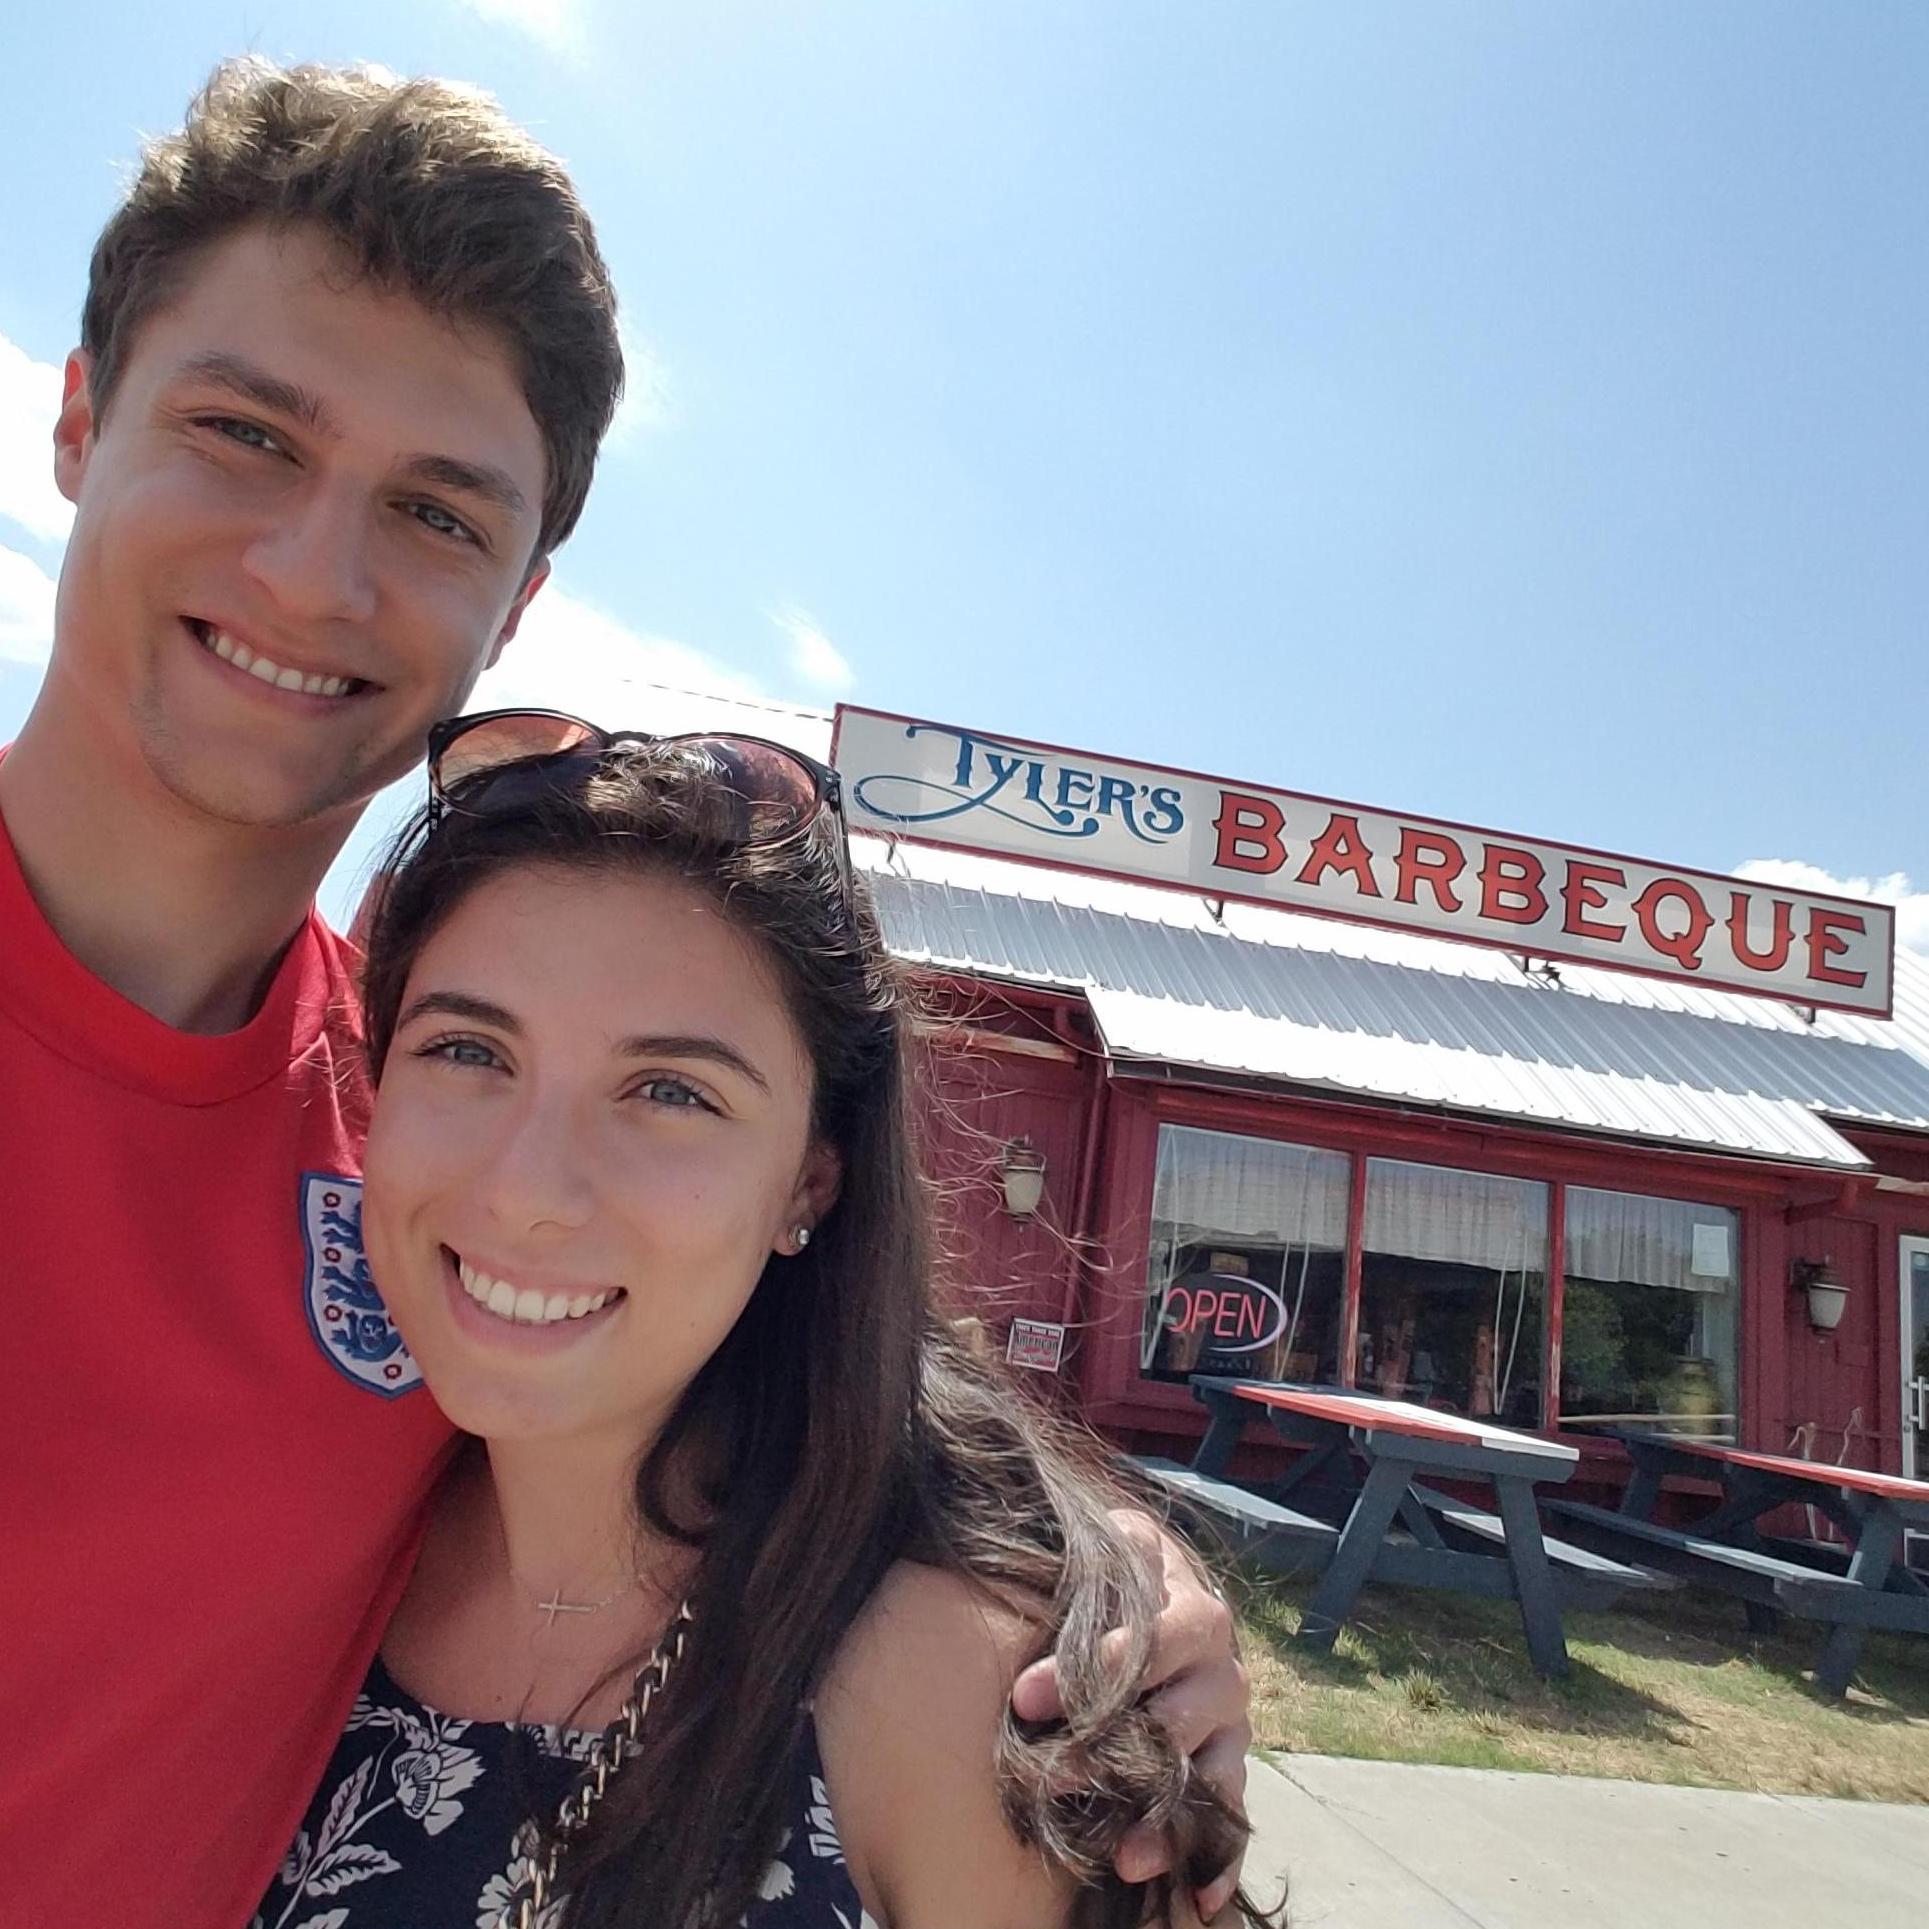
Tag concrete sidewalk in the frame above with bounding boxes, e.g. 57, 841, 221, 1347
1239, 1752, 1929, 1928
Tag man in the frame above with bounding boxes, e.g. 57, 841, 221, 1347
0, 60, 1250, 1927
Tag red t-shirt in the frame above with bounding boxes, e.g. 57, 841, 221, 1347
0, 802, 456, 1927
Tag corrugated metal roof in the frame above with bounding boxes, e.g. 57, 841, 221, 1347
865, 840, 1929, 1169
599, 686, 1929, 1168
1085, 986, 1870, 1168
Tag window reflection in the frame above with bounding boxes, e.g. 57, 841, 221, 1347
1142, 1126, 1350, 1385
1356, 1159, 1546, 1424
1560, 1187, 1739, 1442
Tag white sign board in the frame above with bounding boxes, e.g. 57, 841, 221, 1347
1691, 1222, 1734, 1279
833, 706, 1895, 1017
1006, 1318, 1067, 1373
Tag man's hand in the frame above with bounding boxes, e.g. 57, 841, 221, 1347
1010, 1509, 1251, 1920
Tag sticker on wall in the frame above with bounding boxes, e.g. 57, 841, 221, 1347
1691, 1223, 1733, 1278
1007, 1318, 1068, 1374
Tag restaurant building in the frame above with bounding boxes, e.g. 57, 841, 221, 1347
656, 687, 1929, 1517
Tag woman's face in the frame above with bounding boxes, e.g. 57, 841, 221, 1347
362, 861, 837, 1448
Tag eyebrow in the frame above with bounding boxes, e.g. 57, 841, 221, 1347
175, 351, 530, 522
399, 451, 530, 522
397, 991, 520, 1033
177, 350, 335, 434
617, 1033, 771, 1094
395, 995, 771, 1093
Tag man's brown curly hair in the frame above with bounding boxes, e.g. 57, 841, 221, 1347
82, 56, 622, 559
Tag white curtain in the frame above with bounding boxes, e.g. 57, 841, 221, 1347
1564, 1187, 1737, 1296
1150, 1125, 1351, 1251
1363, 1159, 1546, 1273
1143, 1126, 1349, 1375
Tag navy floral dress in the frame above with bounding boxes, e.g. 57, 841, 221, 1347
253, 1655, 876, 1929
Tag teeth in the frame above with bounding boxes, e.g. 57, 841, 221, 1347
456, 1256, 617, 1326
197, 626, 354, 699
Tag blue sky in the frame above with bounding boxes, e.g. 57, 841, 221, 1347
2, 2, 1925, 939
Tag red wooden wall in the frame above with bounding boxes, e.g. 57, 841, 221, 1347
902, 990, 1929, 1484
914, 1030, 1097, 1376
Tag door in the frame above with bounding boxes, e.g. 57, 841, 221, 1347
1904, 1236, 1929, 1572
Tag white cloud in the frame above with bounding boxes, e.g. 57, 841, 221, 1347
452, 0, 584, 55
768, 604, 854, 694
1736, 857, 1929, 956
0, 544, 57, 665
472, 580, 765, 721
607, 318, 672, 448
0, 333, 73, 547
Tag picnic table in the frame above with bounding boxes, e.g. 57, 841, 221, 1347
1545, 1433, 1929, 1696
1142, 1376, 1658, 1678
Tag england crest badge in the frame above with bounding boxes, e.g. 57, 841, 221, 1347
300, 1172, 422, 1399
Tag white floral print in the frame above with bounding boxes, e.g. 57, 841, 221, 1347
391, 1738, 486, 1834
258, 1670, 874, 1929
258, 1688, 486, 1929
475, 1820, 566, 1929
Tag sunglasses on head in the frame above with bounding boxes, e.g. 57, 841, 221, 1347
424, 708, 854, 902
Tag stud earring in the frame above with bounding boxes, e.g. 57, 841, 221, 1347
791, 1225, 812, 1252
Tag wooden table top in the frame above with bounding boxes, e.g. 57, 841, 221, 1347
1632, 1434, 1929, 1504
1207, 1379, 1579, 1464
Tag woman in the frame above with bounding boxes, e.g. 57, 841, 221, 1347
256, 713, 1275, 1929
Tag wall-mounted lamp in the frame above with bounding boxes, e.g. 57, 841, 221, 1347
1792, 1258, 1849, 1333
999, 1136, 1047, 1219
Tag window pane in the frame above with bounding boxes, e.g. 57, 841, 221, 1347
1358, 1159, 1546, 1424
1561, 1187, 1739, 1442
1143, 1125, 1351, 1385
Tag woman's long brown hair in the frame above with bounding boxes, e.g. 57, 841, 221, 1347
360, 742, 1277, 1929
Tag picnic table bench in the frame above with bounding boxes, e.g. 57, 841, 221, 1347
1544, 1433, 1929, 1696
1142, 1377, 1662, 1678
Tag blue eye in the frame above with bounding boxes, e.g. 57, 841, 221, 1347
409, 500, 481, 545
416, 1035, 503, 1070
636, 1076, 714, 1113
202, 416, 282, 454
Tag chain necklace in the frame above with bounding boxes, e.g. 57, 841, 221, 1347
504, 1596, 696, 1929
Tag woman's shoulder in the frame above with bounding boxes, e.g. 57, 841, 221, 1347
831, 1560, 1040, 1694
815, 1562, 1071, 1929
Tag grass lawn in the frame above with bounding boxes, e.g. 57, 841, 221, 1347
1232, 1562, 1929, 1803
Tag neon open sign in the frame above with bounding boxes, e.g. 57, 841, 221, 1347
1157, 1273, 1289, 1354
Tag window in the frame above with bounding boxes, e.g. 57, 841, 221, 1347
1560, 1187, 1739, 1442
1356, 1159, 1546, 1425
1143, 1126, 1351, 1385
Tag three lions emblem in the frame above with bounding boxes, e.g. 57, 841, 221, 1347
300, 1172, 422, 1399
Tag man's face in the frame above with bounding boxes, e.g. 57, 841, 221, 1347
50, 223, 552, 832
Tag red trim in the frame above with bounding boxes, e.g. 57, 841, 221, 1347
835, 702, 1896, 1017
1340, 1147, 1366, 1388
1748, 1203, 1784, 1452
1545, 1180, 1566, 1435
1059, 1045, 1110, 1328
